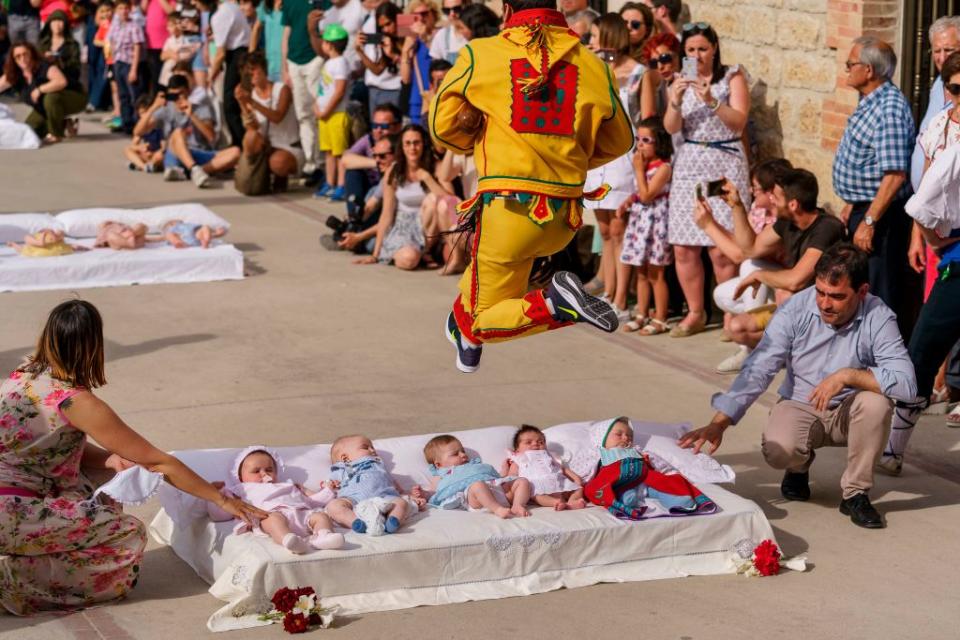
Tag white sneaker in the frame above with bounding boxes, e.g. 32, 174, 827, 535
190, 165, 211, 188
613, 305, 631, 324
876, 454, 903, 476
163, 166, 186, 182
716, 346, 750, 374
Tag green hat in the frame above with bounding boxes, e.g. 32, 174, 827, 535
322, 23, 349, 42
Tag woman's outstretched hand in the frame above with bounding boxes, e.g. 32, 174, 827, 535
217, 495, 269, 527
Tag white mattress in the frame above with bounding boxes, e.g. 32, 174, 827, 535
0, 238, 244, 292
146, 421, 771, 632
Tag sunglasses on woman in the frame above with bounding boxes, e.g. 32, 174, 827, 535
648, 53, 674, 67
412, 10, 431, 18
441, 5, 462, 16
373, 152, 393, 159
628, 20, 646, 31
370, 122, 394, 130
947, 83, 960, 96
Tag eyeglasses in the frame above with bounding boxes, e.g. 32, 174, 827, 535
637, 136, 655, 145
441, 5, 462, 16
412, 10, 431, 18
844, 60, 866, 71
947, 83, 960, 96
648, 52, 674, 67
372, 152, 393, 159
628, 20, 646, 31
682, 22, 710, 32
371, 122, 395, 130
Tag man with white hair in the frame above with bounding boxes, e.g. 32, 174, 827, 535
832, 36, 922, 344
910, 16, 960, 191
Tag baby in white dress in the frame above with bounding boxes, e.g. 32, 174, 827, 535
208, 445, 345, 554
500, 425, 586, 511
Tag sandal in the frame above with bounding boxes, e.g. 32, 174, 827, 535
622, 316, 649, 332
669, 312, 707, 338
639, 319, 669, 336
64, 118, 78, 138
43, 133, 61, 145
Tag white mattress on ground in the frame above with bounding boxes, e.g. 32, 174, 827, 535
0, 238, 244, 292
147, 421, 771, 632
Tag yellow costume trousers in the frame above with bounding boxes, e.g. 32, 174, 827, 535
454, 198, 578, 344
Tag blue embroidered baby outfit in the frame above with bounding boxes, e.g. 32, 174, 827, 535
330, 456, 398, 504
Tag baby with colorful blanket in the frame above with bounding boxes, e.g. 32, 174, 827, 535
208, 446, 345, 553
584, 417, 717, 520
7, 229, 78, 257
414, 435, 532, 518
501, 425, 586, 510
324, 435, 423, 536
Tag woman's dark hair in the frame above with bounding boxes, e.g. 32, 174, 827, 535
814, 243, 869, 290
376, 1, 401, 28
388, 124, 436, 187
680, 23, 726, 85
3, 41, 41, 86
619, 2, 653, 61
459, 3, 500, 40
512, 424, 544, 450
750, 158, 793, 192
22, 300, 107, 389
776, 168, 819, 212
942, 51, 960, 84
429, 58, 452, 74
637, 115, 673, 161
503, 0, 556, 12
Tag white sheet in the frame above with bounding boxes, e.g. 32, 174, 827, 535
0, 213, 63, 243
56, 203, 232, 237
0, 104, 40, 150
0, 238, 244, 292
146, 422, 767, 632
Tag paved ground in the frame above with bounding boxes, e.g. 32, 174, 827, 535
1, 113, 959, 640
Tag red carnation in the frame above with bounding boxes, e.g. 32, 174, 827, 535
308, 613, 322, 626
271, 587, 298, 614
752, 539, 781, 576
282, 612, 310, 634
294, 586, 316, 599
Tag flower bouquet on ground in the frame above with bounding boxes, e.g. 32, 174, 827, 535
259, 587, 337, 633
729, 539, 808, 577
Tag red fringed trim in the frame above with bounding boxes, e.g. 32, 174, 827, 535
453, 296, 482, 344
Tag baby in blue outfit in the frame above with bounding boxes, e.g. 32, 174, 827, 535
325, 434, 423, 536
412, 435, 532, 518
162, 219, 227, 248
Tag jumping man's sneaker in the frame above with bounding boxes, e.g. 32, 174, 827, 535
446, 312, 482, 373
163, 166, 186, 182
544, 271, 619, 332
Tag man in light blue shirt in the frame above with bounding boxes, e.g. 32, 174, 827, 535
910, 17, 960, 191
679, 244, 916, 529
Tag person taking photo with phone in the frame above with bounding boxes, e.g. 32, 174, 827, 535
662, 22, 750, 338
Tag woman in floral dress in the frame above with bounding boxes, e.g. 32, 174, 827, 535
663, 24, 751, 337
0, 300, 267, 615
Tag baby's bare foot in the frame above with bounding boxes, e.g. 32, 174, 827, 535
568, 498, 587, 510
494, 506, 512, 519
553, 501, 568, 511
511, 504, 531, 517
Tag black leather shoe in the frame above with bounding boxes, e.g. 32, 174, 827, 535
839, 493, 885, 529
780, 471, 810, 501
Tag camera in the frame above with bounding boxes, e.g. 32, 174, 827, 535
325, 215, 348, 238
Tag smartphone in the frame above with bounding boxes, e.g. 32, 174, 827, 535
397, 14, 416, 38
365, 32, 383, 45
682, 56, 698, 80
706, 179, 727, 198
695, 184, 704, 201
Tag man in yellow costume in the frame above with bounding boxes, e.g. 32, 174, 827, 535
429, 0, 634, 373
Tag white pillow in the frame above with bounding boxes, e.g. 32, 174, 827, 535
55, 204, 231, 238
0, 213, 62, 243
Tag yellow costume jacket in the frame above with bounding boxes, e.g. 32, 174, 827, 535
429, 9, 634, 203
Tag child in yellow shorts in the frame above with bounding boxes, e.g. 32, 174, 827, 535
313, 24, 352, 202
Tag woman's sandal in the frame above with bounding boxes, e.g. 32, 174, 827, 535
639, 319, 669, 336
669, 312, 707, 338
946, 403, 960, 427
64, 118, 78, 138
43, 133, 62, 145
622, 316, 649, 332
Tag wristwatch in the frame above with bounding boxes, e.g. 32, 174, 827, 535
864, 214, 875, 227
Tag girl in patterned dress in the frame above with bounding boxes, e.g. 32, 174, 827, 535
618, 117, 674, 336
0, 300, 267, 615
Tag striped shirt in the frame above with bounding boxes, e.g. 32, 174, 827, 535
107, 17, 145, 65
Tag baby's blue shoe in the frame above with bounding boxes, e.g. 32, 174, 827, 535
351, 518, 367, 534
384, 516, 401, 534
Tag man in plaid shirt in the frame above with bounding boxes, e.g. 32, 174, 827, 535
832, 35, 922, 342
107, 0, 145, 134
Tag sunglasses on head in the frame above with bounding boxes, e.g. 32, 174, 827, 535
371, 122, 394, 130
682, 21, 710, 32
628, 20, 645, 31
441, 5, 462, 15
648, 52, 673, 67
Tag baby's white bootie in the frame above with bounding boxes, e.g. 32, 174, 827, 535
282, 533, 311, 554
310, 529, 345, 550
354, 498, 387, 536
